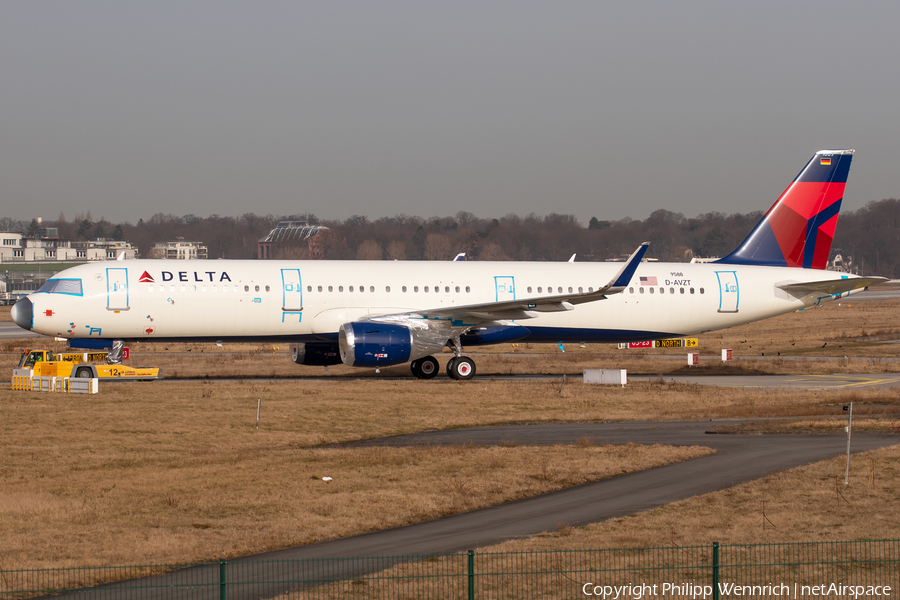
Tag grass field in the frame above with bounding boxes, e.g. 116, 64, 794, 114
1, 297, 900, 580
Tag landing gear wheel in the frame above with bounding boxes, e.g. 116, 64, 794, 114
446, 357, 459, 380
411, 356, 439, 379
447, 356, 476, 381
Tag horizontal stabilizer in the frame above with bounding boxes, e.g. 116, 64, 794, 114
775, 277, 888, 298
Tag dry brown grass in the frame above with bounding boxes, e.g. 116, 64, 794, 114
490, 444, 900, 552
1, 297, 900, 583
315, 446, 900, 600
1, 378, 723, 571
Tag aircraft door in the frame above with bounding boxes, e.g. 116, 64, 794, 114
281, 268, 303, 323
106, 268, 130, 311
715, 271, 739, 313
494, 276, 516, 302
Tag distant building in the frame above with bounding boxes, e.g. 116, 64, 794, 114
148, 238, 209, 260
0, 232, 137, 263
72, 239, 138, 261
258, 221, 331, 259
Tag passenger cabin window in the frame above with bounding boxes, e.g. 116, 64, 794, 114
402, 286, 407, 292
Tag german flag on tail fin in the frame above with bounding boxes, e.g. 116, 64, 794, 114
717, 149, 853, 269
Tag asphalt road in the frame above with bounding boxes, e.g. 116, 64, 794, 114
70, 421, 897, 600
0, 321, 43, 339
630, 372, 900, 390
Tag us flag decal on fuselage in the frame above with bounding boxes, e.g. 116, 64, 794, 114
640, 276, 658, 286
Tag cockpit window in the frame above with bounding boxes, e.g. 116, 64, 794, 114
35, 278, 83, 296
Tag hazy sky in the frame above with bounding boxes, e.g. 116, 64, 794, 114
2, 1, 899, 226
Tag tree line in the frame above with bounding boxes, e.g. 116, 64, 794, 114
2, 198, 899, 277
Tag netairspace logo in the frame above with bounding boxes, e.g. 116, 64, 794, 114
581, 582, 893, 598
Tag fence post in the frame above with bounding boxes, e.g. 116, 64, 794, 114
712, 543, 719, 600
468, 550, 475, 600
220, 560, 227, 600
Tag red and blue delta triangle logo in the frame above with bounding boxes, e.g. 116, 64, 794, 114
139, 271, 154, 283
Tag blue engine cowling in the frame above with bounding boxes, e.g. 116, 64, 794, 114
290, 342, 342, 366
339, 322, 412, 367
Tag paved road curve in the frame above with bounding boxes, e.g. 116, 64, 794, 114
67, 421, 897, 599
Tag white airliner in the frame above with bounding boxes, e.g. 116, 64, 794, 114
11, 150, 886, 380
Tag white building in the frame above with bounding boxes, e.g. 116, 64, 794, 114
0, 233, 137, 263
148, 238, 209, 260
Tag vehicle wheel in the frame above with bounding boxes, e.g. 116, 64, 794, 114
446, 357, 459, 380
411, 356, 439, 379
76, 367, 92, 378
448, 356, 476, 381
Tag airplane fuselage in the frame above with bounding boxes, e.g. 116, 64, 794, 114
20, 258, 858, 345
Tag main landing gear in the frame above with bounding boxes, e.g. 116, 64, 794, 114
410, 337, 477, 381
410, 356, 439, 379
409, 355, 477, 380
446, 356, 476, 380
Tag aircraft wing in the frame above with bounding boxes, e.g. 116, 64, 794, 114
775, 276, 889, 299
368, 243, 649, 324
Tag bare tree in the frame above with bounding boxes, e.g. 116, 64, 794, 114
424, 233, 454, 260
385, 240, 407, 260
356, 239, 383, 260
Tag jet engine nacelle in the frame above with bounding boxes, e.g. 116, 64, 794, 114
290, 342, 342, 366
339, 322, 412, 368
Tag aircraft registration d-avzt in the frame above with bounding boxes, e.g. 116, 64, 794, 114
11, 149, 887, 381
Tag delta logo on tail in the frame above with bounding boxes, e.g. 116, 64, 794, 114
719, 149, 852, 269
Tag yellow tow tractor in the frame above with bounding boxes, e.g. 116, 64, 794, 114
16, 349, 162, 381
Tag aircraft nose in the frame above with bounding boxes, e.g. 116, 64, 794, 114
11, 297, 33, 330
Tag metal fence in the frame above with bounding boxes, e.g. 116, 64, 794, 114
2, 539, 898, 599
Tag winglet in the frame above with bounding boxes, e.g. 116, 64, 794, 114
453, 253, 466, 261
604, 242, 650, 293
